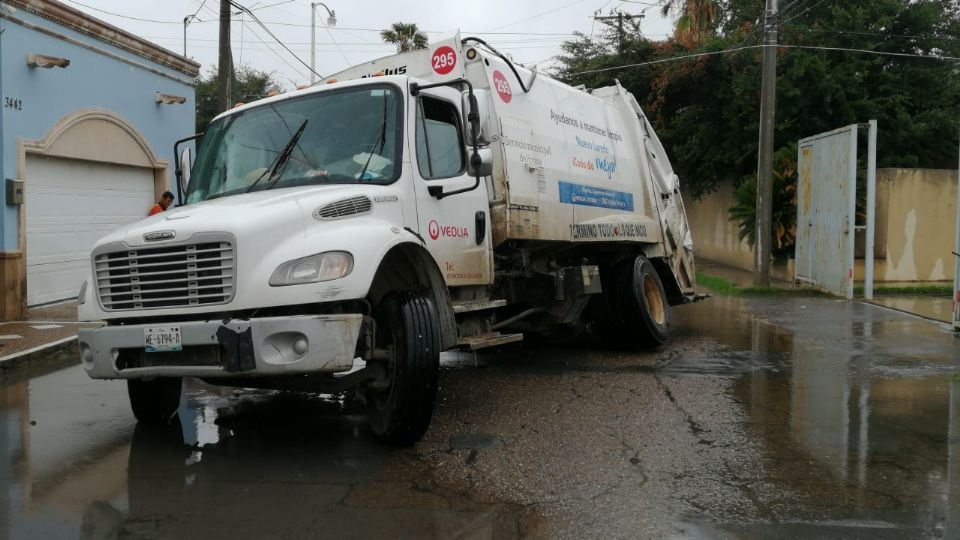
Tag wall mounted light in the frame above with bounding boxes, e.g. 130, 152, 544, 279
155, 92, 187, 105
27, 53, 70, 68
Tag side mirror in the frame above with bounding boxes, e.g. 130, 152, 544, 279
462, 89, 491, 146
173, 133, 202, 204
179, 148, 192, 192
466, 147, 493, 177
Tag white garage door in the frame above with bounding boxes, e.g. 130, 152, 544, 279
25, 155, 156, 306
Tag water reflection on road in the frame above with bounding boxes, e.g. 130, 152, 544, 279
0, 358, 527, 539
0, 294, 958, 538
673, 295, 960, 538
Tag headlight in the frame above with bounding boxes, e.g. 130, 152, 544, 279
269, 251, 353, 286
77, 280, 88, 305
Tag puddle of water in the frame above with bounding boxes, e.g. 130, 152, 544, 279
671, 296, 960, 537
0, 363, 532, 539
3, 293, 959, 538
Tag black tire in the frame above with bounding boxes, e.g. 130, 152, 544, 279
127, 378, 183, 424
368, 292, 440, 445
598, 256, 671, 348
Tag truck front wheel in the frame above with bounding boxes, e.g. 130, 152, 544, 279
600, 256, 671, 348
127, 377, 182, 424
367, 293, 440, 445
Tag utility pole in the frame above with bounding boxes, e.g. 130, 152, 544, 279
217, 0, 233, 113
754, 0, 778, 286
593, 11, 643, 50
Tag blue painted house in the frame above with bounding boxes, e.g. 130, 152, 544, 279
0, 0, 198, 319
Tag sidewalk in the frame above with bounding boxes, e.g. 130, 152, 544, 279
696, 259, 794, 288
697, 259, 956, 324
0, 301, 99, 371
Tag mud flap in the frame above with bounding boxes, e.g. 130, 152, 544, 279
217, 326, 256, 373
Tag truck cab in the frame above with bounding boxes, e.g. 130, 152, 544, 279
78, 35, 696, 444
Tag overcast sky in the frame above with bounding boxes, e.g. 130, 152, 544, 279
63, 0, 677, 88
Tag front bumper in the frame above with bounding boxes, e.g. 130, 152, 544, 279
78, 315, 363, 379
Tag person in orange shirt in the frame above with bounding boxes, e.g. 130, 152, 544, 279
148, 192, 175, 216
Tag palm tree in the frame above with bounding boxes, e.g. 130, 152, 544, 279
660, 0, 719, 48
380, 22, 428, 53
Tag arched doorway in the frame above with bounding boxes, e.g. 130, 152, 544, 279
17, 109, 170, 308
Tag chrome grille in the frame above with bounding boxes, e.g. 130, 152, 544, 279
313, 196, 372, 220
95, 239, 235, 311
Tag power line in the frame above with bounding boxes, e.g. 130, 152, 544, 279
148, 35, 574, 46
59, 2, 596, 38
569, 45, 764, 74
250, 0, 299, 11
567, 42, 960, 76
323, 24, 351, 67
780, 0, 830, 25
189, 0, 209, 21
486, 0, 587, 32
61, 0, 189, 23
780, 28, 960, 43
148, 41, 570, 53
228, 0, 322, 78
777, 0, 808, 18
777, 43, 960, 62
238, 18, 309, 79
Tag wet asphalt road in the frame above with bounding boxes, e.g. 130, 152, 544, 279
1, 294, 959, 539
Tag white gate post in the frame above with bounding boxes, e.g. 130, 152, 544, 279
846, 125, 858, 300
953, 132, 960, 331
865, 120, 877, 300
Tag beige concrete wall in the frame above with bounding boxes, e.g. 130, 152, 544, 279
874, 168, 957, 282
685, 183, 755, 271
685, 168, 959, 283
684, 183, 795, 281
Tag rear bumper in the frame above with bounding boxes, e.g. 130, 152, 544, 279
78, 315, 363, 379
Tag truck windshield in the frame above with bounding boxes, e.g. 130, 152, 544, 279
187, 85, 401, 203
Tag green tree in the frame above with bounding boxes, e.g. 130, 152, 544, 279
659, 0, 721, 48
555, 0, 960, 201
380, 22, 428, 53
728, 143, 798, 258
194, 65, 276, 132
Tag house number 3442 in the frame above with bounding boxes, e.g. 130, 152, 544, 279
4, 97, 23, 111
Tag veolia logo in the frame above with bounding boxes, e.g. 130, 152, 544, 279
144, 230, 175, 242
427, 220, 469, 241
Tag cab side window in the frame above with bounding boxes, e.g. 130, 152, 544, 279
415, 96, 465, 179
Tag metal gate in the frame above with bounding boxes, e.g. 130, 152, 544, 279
795, 125, 861, 299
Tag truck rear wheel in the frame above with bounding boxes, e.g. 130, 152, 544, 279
368, 293, 440, 445
600, 256, 671, 348
127, 377, 182, 424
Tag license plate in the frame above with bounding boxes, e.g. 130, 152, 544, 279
144, 326, 182, 353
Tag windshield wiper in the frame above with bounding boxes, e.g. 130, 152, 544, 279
246, 119, 309, 193
356, 93, 389, 182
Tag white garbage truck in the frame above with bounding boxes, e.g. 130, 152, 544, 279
77, 33, 697, 443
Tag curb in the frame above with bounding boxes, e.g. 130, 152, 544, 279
0, 336, 79, 374
861, 300, 953, 328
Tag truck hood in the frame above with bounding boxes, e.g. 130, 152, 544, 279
96, 184, 394, 248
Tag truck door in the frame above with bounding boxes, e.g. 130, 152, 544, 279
409, 88, 493, 286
